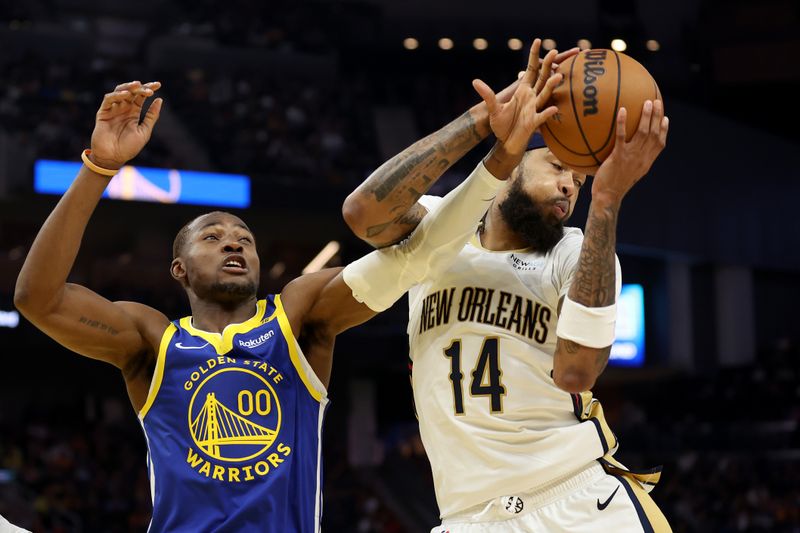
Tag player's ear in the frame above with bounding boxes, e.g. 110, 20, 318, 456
171, 258, 187, 285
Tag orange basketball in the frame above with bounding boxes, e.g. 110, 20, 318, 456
540, 49, 662, 174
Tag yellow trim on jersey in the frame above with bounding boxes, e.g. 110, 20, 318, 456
601, 455, 663, 492
617, 474, 673, 532
179, 300, 267, 354
263, 302, 279, 323
138, 323, 178, 419
273, 294, 323, 402
575, 391, 618, 455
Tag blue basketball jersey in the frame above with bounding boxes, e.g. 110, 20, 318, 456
138, 295, 328, 532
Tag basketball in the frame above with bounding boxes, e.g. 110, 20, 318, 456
540, 49, 662, 174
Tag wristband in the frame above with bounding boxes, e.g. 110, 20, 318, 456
556, 294, 617, 348
81, 149, 120, 177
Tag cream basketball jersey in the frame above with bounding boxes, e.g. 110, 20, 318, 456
408, 195, 623, 518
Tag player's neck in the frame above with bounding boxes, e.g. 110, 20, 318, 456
479, 203, 532, 252
187, 295, 259, 334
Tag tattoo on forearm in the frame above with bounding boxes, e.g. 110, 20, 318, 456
373, 146, 437, 202
562, 339, 581, 354
366, 220, 394, 238
367, 111, 483, 205
570, 204, 618, 307
79, 316, 120, 336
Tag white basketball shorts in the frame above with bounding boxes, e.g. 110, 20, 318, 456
431, 463, 671, 532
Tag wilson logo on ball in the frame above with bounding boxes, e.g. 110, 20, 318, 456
582, 50, 608, 116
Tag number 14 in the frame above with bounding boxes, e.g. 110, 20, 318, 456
444, 337, 506, 415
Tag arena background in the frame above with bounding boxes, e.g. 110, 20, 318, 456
0, 0, 798, 531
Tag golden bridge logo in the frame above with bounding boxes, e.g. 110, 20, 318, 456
188, 367, 282, 462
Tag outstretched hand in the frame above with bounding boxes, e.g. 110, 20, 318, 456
89, 81, 163, 170
474, 39, 564, 179
592, 99, 669, 204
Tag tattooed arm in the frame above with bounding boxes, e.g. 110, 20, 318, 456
553, 100, 669, 393
14, 82, 169, 385
342, 102, 495, 247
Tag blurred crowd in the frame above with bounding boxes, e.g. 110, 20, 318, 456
0, 51, 378, 188
158, 68, 376, 186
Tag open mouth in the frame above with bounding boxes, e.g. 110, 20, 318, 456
221, 255, 248, 274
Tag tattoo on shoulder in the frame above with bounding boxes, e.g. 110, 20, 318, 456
79, 316, 120, 336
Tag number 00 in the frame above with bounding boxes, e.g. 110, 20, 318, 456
237, 389, 271, 416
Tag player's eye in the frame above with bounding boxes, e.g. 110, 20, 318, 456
574, 179, 583, 189
239, 237, 252, 244
551, 162, 564, 172
203, 235, 219, 241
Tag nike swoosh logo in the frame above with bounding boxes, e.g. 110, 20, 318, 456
175, 342, 209, 350
597, 486, 620, 510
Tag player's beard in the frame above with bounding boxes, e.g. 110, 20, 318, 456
208, 279, 258, 304
498, 178, 565, 253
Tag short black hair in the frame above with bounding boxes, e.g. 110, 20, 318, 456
172, 219, 194, 259
172, 211, 238, 259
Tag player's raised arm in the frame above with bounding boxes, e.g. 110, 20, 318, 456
553, 100, 669, 393
14, 82, 169, 371
281, 40, 565, 385
342, 41, 578, 248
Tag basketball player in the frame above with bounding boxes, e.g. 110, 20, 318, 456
342, 39, 672, 531
14, 47, 561, 533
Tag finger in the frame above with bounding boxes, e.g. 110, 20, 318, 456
534, 49, 559, 93
114, 81, 142, 93
535, 105, 559, 127
658, 116, 669, 147
135, 81, 163, 106
536, 72, 563, 107
520, 39, 542, 86
615, 107, 628, 146
649, 99, 663, 135
99, 90, 132, 111
554, 47, 580, 65
132, 86, 155, 108
140, 97, 163, 132
637, 100, 653, 137
472, 79, 498, 114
